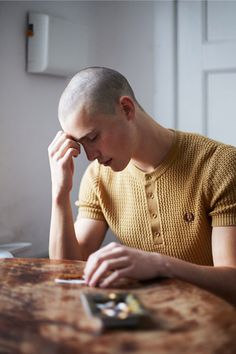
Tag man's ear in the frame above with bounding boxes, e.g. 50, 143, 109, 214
119, 96, 135, 120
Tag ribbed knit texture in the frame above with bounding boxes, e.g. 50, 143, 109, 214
76, 131, 236, 266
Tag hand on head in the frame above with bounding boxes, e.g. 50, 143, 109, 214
48, 131, 81, 198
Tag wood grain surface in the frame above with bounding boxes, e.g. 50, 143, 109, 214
0, 258, 235, 354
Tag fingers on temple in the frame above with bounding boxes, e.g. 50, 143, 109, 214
49, 133, 80, 159
48, 131, 64, 154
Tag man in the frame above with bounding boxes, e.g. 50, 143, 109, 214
48, 67, 236, 305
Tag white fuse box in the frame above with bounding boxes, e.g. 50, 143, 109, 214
26, 12, 82, 77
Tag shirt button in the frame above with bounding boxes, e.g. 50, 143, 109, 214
148, 193, 154, 199
154, 231, 160, 237
152, 213, 157, 219
146, 175, 152, 181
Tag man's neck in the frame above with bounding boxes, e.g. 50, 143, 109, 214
131, 114, 174, 173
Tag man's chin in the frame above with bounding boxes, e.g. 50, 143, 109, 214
109, 160, 129, 172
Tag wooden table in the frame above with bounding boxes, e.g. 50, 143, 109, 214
0, 258, 235, 354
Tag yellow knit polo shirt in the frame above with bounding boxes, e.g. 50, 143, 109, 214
76, 130, 236, 265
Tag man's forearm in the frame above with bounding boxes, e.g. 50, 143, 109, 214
162, 255, 236, 306
49, 194, 82, 260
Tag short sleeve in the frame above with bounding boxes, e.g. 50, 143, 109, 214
75, 162, 106, 222
205, 144, 236, 227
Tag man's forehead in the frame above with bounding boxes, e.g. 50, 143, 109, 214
64, 115, 96, 141
63, 104, 113, 141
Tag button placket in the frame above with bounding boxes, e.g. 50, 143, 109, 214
153, 230, 162, 244
145, 178, 163, 245
145, 174, 152, 182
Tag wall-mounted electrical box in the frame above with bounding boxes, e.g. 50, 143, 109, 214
26, 12, 84, 77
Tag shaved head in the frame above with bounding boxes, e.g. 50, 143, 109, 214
58, 67, 139, 123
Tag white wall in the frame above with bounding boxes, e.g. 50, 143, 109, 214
0, 1, 160, 256
153, 0, 177, 128
0, 1, 93, 255
86, 1, 155, 115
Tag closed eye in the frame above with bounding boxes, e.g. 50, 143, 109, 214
89, 134, 99, 142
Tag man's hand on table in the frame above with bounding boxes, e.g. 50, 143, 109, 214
83, 242, 169, 288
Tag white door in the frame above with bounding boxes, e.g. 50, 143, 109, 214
177, 0, 236, 146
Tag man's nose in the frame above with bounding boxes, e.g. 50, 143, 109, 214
85, 147, 99, 161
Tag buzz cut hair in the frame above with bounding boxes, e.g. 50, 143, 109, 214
58, 66, 141, 122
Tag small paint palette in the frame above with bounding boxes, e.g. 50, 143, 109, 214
80, 292, 149, 329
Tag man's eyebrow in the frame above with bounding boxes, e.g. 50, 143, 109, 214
76, 130, 96, 143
